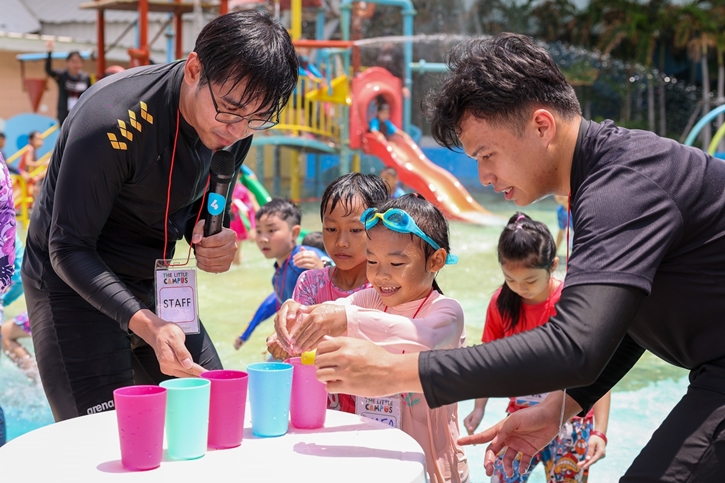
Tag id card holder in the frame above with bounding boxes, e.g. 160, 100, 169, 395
355, 395, 402, 429
154, 259, 200, 334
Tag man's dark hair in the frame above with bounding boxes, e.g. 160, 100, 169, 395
320, 172, 388, 220
424, 33, 581, 149
256, 198, 302, 227
194, 10, 298, 121
67, 51, 82, 62
0, 132, 5, 139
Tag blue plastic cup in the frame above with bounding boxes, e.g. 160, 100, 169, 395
159, 378, 211, 460
247, 362, 293, 437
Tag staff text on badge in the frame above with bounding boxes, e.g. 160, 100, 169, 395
155, 266, 200, 334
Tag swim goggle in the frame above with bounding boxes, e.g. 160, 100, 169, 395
361, 207, 459, 265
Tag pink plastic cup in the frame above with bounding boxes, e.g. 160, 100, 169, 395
201, 369, 249, 448
113, 385, 167, 471
287, 357, 327, 429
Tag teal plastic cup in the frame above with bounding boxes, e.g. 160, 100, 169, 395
247, 362, 293, 437
159, 378, 211, 460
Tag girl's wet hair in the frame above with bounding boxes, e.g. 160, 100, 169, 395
320, 173, 388, 220
496, 212, 557, 331
369, 193, 452, 293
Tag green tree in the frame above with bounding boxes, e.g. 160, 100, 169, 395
673, 1, 717, 148
530, 0, 577, 42
596, 0, 666, 131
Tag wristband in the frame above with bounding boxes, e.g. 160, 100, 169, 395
590, 430, 607, 445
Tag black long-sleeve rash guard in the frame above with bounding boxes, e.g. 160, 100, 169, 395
22, 61, 251, 331
420, 119, 725, 412
420, 284, 646, 411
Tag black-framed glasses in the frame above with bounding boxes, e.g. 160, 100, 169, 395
204, 72, 278, 130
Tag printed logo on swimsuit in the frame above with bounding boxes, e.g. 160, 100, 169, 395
106, 101, 154, 150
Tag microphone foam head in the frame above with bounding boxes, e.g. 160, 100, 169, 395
210, 150, 236, 177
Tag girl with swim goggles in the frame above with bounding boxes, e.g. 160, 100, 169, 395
274, 194, 469, 483
268, 172, 388, 411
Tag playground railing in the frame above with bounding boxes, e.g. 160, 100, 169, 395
12, 151, 52, 229
274, 76, 342, 141
11, 174, 32, 229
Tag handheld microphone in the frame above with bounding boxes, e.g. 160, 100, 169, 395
204, 150, 236, 238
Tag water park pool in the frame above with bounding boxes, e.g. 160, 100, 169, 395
0, 192, 689, 481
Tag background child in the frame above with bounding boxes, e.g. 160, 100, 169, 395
300, 231, 325, 253
19, 131, 46, 201
233, 198, 329, 348
229, 181, 260, 265
380, 166, 406, 198
276, 194, 469, 483
369, 98, 398, 139
0, 235, 37, 381
554, 195, 573, 256
463, 212, 609, 483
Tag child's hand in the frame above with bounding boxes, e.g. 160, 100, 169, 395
233, 336, 244, 350
578, 432, 606, 470
266, 332, 291, 360
288, 304, 347, 353
464, 407, 485, 436
274, 300, 311, 352
292, 247, 324, 270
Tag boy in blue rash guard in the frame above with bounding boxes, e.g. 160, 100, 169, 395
234, 199, 329, 349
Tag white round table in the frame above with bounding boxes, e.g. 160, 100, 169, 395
0, 407, 427, 482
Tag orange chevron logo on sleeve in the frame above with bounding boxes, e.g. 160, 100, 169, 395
107, 101, 154, 150
106, 133, 127, 150
140, 101, 154, 124
118, 120, 133, 142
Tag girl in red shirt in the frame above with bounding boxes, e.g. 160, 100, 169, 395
464, 212, 610, 483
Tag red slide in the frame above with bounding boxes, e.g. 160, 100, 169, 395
362, 131, 500, 225
351, 68, 498, 225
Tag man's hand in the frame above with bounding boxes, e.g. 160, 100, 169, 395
129, 309, 206, 378
191, 220, 237, 273
292, 246, 324, 270
459, 391, 577, 478
233, 336, 244, 350
288, 304, 347, 353
315, 337, 422, 396
46, 39, 54, 52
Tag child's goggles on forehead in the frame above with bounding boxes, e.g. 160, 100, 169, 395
361, 208, 459, 265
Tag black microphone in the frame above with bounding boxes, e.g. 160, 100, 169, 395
204, 150, 236, 237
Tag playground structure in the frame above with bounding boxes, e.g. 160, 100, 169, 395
8, 0, 501, 226
684, 104, 725, 156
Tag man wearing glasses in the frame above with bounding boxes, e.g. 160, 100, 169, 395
21, 11, 298, 422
